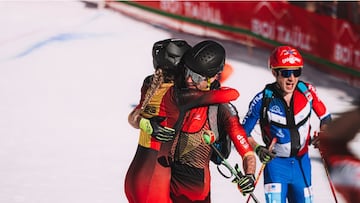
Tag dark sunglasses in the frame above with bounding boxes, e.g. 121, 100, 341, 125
277, 69, 302, 78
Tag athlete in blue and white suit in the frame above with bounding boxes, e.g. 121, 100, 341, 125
242, 46, 331, 203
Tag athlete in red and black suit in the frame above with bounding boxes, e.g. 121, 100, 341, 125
169, 40, 256, 203
125, 39, 240, 203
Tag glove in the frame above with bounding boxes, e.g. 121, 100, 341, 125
311, 131, 321, 148
255, 145, 276, 164
231, 164, 255, 195
139, 117, 175, 142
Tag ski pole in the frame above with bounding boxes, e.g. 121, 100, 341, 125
210, 144, 259, 203
318, 149, 339, 203
313, 130, 338, 203
246, 138, 277, 203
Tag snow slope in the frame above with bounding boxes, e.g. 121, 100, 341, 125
0, 2, 358, 203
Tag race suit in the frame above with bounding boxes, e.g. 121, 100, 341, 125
125, 75, 239, 203
242, 81, 331, 203
170, 102, 253, 203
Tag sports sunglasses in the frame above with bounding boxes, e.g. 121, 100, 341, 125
277, 69, 302, 78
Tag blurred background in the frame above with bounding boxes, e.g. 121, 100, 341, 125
0, 1, 358, 203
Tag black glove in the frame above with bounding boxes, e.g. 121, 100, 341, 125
231, 164, 255, 195
139, 117, 175, 142
255, 145, 276, 164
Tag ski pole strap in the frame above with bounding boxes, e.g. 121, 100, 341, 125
208, 105, 219, 141
210, 144, 260, 203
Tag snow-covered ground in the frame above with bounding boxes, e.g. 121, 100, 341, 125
0, 1, 358, 203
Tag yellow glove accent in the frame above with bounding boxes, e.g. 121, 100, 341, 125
139, 118, 153, 134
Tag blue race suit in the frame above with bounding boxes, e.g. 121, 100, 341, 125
242, 81, 331, 203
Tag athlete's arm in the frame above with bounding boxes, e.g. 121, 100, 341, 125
176, 87, 240, 111
242, 92, 276, 163
219, 103, 256, 175
242, 92, 263, 137
307, 83, 332, 126
128, 75, 152, 129
306, 83, 332, 146
128, 108, 142, 129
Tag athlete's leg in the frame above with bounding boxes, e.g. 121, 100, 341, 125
170, 163, 210, 202
124, 146, 158, 203
288, 154, 313, 203
264, 182, 288, 203
147, 142, 173, 203
263, 157, 292, 203
170, 193, 210, 203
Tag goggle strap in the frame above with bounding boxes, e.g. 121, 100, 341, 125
207, 78, 211, 90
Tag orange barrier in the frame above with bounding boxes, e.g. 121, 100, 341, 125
219, 63, 234, 84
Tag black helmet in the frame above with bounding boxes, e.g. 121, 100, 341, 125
182, 40, 225, 77
152, 39, 191, 70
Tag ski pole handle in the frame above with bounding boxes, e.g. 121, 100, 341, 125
210, 144, 259, 203
254, 138, 277, 185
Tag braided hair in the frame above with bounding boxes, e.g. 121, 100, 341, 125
140, 69, 164, 111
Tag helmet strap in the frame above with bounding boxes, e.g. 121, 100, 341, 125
206, 78, 211, 90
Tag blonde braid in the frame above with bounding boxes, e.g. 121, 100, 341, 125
140, 69, 164, 111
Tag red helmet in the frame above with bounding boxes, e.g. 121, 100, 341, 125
268, 46, 303, 69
